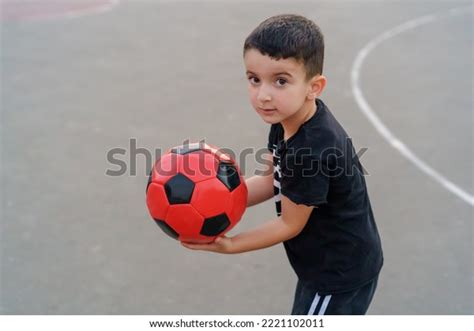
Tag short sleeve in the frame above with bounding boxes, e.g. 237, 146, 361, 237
280, 152, 330, 207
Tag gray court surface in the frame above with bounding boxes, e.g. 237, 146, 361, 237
1, 0, 472, 314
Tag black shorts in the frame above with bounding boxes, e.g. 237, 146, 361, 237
291, 275, 379, 315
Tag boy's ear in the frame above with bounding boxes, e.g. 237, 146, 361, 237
307, 75, 327, 100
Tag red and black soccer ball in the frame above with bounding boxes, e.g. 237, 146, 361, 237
146, 142, 247, 243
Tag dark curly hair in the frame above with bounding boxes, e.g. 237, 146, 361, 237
243, 14, 324, 80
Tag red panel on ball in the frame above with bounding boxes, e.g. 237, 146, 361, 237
153, 153, 182, 185
227, 182, 248, 223
191, 178, 232, 218
166, 205, 203, 238
180, 151, 218, 183
200, 143, 233, 163
146, 183, 170, 220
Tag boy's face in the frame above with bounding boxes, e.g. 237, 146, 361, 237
244, 48, 314, 125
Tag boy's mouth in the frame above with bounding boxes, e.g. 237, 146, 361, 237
258, 107, 277, 113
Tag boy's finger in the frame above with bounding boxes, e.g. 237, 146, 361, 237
180, 242, 196, 249
181, 242, 213, 251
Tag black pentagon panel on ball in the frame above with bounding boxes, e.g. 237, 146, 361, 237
170, 142, 203, 155
200, 213, 231, 236
216, 162, 241, 192
164, 173, 195, 204
154, 219, 179, 240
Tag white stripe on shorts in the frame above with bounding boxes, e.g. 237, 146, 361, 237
307, 293, 320, 315
318, 295, 332, 315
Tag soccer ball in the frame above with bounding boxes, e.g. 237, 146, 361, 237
146, 142, 247, 243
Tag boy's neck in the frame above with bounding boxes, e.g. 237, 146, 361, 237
282, 99, 317, 141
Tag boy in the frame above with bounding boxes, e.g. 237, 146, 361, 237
182, 14, 383, 315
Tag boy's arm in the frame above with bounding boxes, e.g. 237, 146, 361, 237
245, 151, 274, 207
181, 194, 314, 254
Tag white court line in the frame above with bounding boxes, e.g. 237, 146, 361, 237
2, 0, 121, 22
350, 5, 474, 206
60, 0, 120, 21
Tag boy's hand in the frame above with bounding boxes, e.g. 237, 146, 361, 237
181, 236, 234, 254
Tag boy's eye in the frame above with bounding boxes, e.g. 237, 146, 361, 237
276, 78, 287, 86
248, 77, 260, 84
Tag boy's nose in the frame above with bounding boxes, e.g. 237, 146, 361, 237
257, 87, 272, 102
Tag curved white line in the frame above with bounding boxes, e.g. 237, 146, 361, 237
351, 6, 474, 206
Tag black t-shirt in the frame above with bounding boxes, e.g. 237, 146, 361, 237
267, 99, 383, 294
